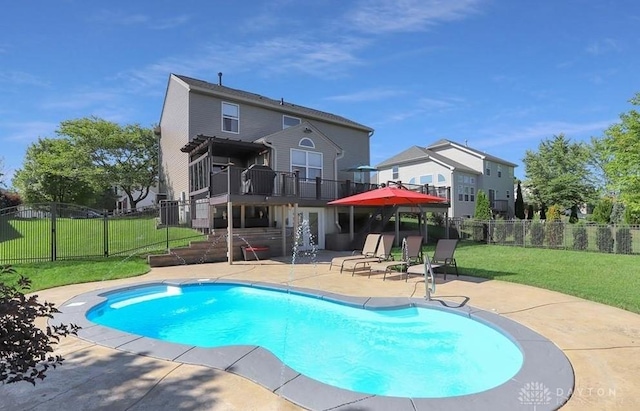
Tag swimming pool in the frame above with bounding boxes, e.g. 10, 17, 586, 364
57, 279, 574, 410
86, 283, 522, 398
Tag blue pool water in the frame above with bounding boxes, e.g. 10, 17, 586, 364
87, 284, 523, 398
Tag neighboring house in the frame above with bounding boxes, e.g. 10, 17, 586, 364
157, 73, 375, 250
114, 186, 158, 213
376, 139, 517, 218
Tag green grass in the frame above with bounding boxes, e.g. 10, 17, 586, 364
392, 243, 640, 314
2, 257, 151, 292
0, 216, 205, 263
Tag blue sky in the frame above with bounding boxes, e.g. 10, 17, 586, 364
1, 0, 639, 187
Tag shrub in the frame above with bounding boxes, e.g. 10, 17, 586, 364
610, 202, 626, 224
596, 226, 614, 253
514, 220, 526, 245
472, 221, 487, 242
572, 224, 588, 251
546, 205, 564, 248
474, 191, 492, 220
494, 218, 508, 244
530, 221, 545, 246
592, 197, 613, 224
615, 226, 633, 254
0, 265, 79, 384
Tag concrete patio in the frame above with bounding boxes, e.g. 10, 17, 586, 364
1, 252, 638, 410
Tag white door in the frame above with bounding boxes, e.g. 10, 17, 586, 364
288, 207, 325, 250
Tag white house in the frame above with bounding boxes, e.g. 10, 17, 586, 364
376, 139, 517, 218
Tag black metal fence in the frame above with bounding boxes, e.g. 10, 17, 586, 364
450, 218, 640, 254
0, 202, 204, 264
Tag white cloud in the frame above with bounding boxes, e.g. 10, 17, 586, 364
474, 119, 616, 148
325, 88, 406, 102
586, 38, 621, 55
345, 0, 483, 34
91, 10, 190, 30
0, 71, 49, 87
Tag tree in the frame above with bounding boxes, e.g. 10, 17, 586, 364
592, 93, 640, 224
13, 138, 98, 204
523, 134, 596, 222
0, 157, 5, 188
527, 204, 534, 220
58, 117, 158, 211
515, 181, 525, 219
0, 265, 79, 384
474, 190, 492, 220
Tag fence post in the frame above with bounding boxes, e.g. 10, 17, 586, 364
103, 210, 109, 257
50, 202, 57, 262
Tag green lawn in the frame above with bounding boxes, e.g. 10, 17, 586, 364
0, 216, 205, 263
2, 242, 638, 315
393, 243, 640, 314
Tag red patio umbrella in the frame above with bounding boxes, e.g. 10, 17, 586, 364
327, 186, 448, 207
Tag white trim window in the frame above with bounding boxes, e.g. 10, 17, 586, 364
222, 102, 239, 133
291, 148, 322, 181
485, 162, 491, 176
392, 166, 399, 180
283, 115, 301, 129
497, 165, 502, 178
299, 137, 315, 148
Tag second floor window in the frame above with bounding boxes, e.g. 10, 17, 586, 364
392, 166, 399, 180
283, 115, 301, 129
497, 165, 502, 178
291, 149, 322, 180
222, 102, 239, 133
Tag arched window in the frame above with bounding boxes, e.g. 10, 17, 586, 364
299, 137, 315, 148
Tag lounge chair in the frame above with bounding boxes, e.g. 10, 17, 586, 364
341, 233, 395, 275
368, 235, 423, 280
329, 233, 381, 272
406, 238, 459, 280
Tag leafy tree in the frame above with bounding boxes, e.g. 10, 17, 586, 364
13, 138, 98, 204
610, 201, 626, 224
59, 117, 158, 211
0, 265, 79, 384
514, 182, 525, 219
523, 134, 596, 221
592, 93, 640, 223
592, 197, 613, 224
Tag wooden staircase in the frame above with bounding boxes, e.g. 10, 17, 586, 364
148, 227, 289, 267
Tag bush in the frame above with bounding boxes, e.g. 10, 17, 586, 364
0, 265, 79, 384
514, 220, 526, 245
596, 226, 614, 253
530, 221, 545, 246
592, 197, 613, 224
472, 221, 488, 242
494, 218, 508, 244
610, 202, 626, 224
546, 205, 564, 248
572, 224, 588, 251
615, 226, 633, 254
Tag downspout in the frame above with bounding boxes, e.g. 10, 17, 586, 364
334, 149, 345, 232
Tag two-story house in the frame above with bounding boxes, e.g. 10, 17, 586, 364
376, 139, 517, 219
157, 73, 375, 253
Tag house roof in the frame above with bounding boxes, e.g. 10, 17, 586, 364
173, 74, 374, 133
376, 145, 479, 174
427, 139, 518, 167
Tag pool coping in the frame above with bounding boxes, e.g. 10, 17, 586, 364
51, 278, 575, 411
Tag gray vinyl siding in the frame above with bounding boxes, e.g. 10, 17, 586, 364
159, 78, 190, 199
311, 122, 371, 182
263, 126, 340, 180
161, 74, 372, 199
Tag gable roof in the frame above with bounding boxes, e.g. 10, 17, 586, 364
255, 121, 343, 153
376, 145, 479, 174
172, 74, 373, 133
427, 139, 518, 167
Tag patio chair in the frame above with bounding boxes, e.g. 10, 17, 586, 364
329, 233, 381, 272
406, 239, 459, 280
341, 233, 396, 275
368, 235, 423, 280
